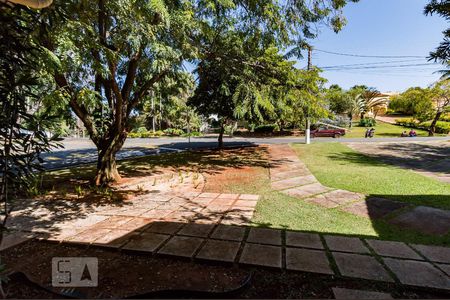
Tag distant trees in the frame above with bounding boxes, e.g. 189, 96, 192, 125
388, 87, 434, 122
326, 85, 388, 127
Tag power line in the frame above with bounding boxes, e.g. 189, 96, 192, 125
322, 63, 439, 71
315, 49, 426, 59
319, 59, 425, 69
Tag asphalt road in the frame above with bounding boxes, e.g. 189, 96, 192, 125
42, 135, 449, 170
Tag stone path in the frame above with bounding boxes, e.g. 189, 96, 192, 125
267, 145, 450, 236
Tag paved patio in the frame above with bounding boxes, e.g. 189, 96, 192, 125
267, 145, 450, 236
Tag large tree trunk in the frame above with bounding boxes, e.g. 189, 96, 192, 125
428, 111, 442, 137
94, 133, 127, 185
218, 121, 225, 149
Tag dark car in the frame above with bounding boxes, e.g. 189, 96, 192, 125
310, 127, 346, 138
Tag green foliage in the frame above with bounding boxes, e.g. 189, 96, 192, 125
358, 118, 377, 127
388, 88, 434, 122
424, 0, 450, 78
419, 121, 450, 134
0, 3, 61, 235
164, 128, 185, 136
395, 118, 418, 127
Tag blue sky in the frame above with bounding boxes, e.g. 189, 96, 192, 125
296, 0, 448, 92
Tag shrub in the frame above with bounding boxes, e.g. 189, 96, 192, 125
136, 127, 148, 133
419, 121, 450, 134
395, 118, 417, 127
358, 118, 376, 127
254, 124, 279, 133
164, 128, 184, 136
128, 132, 140, 138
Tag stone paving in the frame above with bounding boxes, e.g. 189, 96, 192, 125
267, 144, 450, 236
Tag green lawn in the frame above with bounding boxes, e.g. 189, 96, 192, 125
343, 121, 431, 138
291, 143, 450, 209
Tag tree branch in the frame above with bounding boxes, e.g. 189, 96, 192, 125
127, 70, 169, 116
54, 73, 100, 146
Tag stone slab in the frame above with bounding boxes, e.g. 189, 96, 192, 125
332, 288, 393, 299
286, 248, 333, 275
94, 216, 134, 229
196, 239, 241, 262
238, 194, 260, 201
388, 206, 450, 235
271, 175, 317, 191
211, 225, 246, 241
366, 239, 422, 260
411, 244, 450, 264
283, 183, 330, 199
0, 231, 35, 251
247, 227, 282, 245
233, 200, 258, 208
177, 223, 215, 238
342, 197, 409, 219
333, 252, 394, 282
271, 169, 311, 181
239, 243, 282, 268
67, 228, 112, 244
438, 264, 450, 276
286, 232, 324, 249
146, 221, 184, 234
122, 232, 170, 252
118, 217, 153, 231
324, 236, 369, 254
158, 236, 204, 258
216, 193, 239, 200
383, 258, 450, 290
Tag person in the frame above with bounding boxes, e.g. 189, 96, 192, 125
365, 128, 370, 138
401, 131, 408, 137
368, 128, 375, 138
409, 129, 417, 137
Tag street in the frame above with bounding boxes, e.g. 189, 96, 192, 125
42, 135, 449, 170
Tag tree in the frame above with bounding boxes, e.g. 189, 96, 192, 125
355, 87, 388, 119
36, 1, 196, 185
425, 0, 450, 78
429, 79, 450, 135
190, 0, 358, 146
388, 87, 434, 122
0, 4, 60, 295
327, 85, 353, 115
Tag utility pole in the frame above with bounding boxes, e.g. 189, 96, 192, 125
305, 45, 312, 145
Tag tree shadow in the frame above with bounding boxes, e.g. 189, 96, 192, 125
346, 142, 450, 176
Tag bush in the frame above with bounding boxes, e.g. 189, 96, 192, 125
440, 115, 450, 122
358, 118, 376, 127
164, 128, 184, 136
136, 127, 148, 133
419, 121, 450, 134
254, 124, 279, 133
395, 118, 417, 127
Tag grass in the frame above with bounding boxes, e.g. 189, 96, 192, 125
43, 145, 449, 246
291, 143, 450, 209
344, 121, 431, 138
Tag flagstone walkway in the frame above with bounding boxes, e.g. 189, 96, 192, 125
267, 145, 450, 236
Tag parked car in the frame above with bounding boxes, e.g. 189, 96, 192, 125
310, 127, 346, 138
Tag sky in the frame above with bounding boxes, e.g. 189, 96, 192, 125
295, 0, 448, 92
